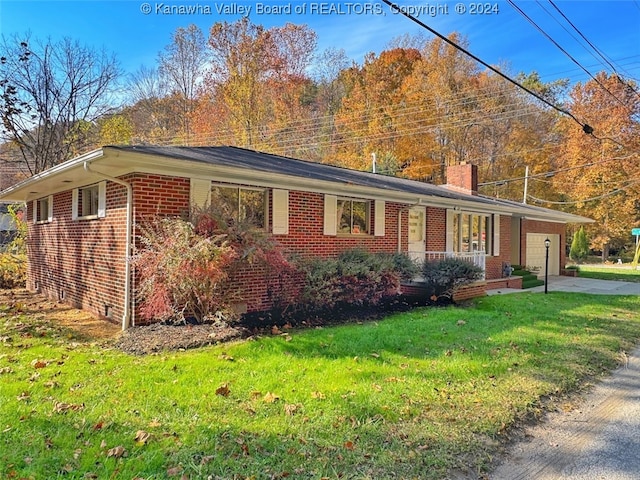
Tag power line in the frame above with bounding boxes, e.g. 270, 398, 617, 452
478, 153, 638, 187
507, 0, 631, 111
380, 0, 594, 135
527, 178, 640, 205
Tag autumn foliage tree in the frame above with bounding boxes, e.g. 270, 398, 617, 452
553, 73, 640, 259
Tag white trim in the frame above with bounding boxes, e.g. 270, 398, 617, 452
71, 189, 79, 220
47, 195, 53, 222
272, 189, 289, 235
324, 194, 337, 236
493, 214, 500, 256
97, 181, 106, 218
374, 200, 385, 237
190, 178, 211, 209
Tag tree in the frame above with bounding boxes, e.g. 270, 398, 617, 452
197, 19, 317, 150
0, 34, 120, 174
553, 72, 640, 260
569, 226, 589, 263
158, 24, 207, 142
334, 47, 422, 171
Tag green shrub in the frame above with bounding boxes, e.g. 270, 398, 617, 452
0, 204, 27, 289
420, 257, 484, 300
0, 253, 26, 289
569, 226, 589, 264
297, 249, 418, 312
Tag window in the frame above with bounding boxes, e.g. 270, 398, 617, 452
337, 198, 370, 235
80, 185, 100, 217
211, 185, 266, 229
72, 181, 106, 220
451, 212, 492, 254
34, 195, 53, 223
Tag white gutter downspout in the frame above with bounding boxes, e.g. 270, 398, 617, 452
84, 162, 133, 330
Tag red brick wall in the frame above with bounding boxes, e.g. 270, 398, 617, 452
275, 191, 402, 258
26, 182, 129, 323
27, 172, 521, 322
485, 215, 513, 280
426, 207, 446, 251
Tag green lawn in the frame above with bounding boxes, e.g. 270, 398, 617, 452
2, 292, 640, 479
575, 264, 640, 283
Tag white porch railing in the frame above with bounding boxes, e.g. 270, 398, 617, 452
408, 251, 486, 280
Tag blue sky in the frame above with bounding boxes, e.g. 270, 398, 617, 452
1, 0, 639, 87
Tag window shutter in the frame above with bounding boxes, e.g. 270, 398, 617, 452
71, 189, 79, 220
493, 214, 500, 256
97, 181, 107, 218
446, 210, 455, 251
190, 178, 211, 209
323, 195, 337, 236
272, 189, 289, 235
374, 200, 385, 237
47, 195, 53, 222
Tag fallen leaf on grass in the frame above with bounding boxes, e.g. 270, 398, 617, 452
263, 392, 280, 403
53, 401, 84, 413
106, 445, 126, 458
16, 391, 30, 401
0, 367, 13, 374
31, 359, 48, 369
284, 404, 299, 416
311, 391, 325, 399
215, 384, 230, 397
134, 430, 151, 445
343, 441, 355, 450
166, 465, 182, 476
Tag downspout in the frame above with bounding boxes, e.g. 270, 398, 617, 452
84, 162, 133, 330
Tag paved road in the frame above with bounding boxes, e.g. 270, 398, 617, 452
489, 347, 640, 480
487, 277, 640, 480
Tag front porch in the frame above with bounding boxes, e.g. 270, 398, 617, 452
403, 250, 523, 301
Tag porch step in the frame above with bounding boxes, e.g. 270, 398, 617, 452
511, 265, 545, 289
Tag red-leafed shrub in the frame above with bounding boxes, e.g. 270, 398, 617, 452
134, 218, 238, 323
135, 206, 298, 324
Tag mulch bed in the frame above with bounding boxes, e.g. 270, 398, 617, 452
113, 322, 246, 355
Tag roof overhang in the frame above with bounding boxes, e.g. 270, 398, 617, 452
0, 146, 594, 225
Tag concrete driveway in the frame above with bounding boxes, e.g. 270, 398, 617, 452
488, 275, 640, 296
486, 275, 640, 480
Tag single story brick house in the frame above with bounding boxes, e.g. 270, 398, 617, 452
0, 146, 592, 329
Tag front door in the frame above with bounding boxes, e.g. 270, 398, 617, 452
408, 206, 426, 264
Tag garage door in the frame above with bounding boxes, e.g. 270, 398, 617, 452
526, 233, 560, 277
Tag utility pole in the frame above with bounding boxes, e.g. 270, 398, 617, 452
372, 153, 377, 173
523, 165, 529, 204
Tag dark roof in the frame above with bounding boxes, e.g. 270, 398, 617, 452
111, 145, 500, 207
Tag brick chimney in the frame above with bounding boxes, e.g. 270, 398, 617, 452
445, 163, 478, 195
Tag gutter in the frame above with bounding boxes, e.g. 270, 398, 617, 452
84, 162, 133, 330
